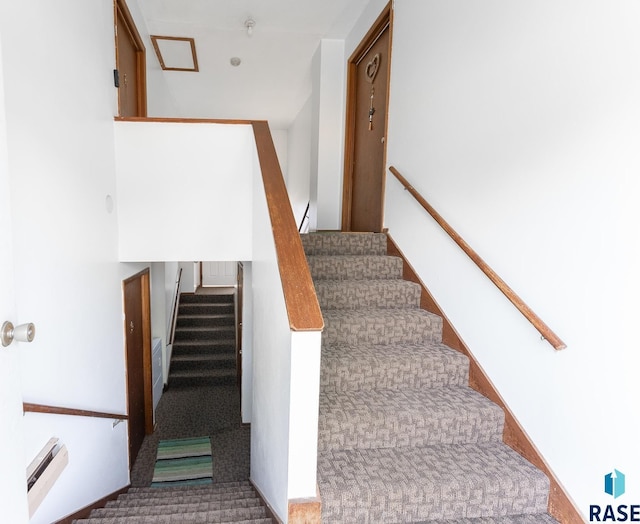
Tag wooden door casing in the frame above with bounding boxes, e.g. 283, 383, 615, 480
123, 268, 153, 468
342, 4, 392, 233
236, 263, 243, 392
115, 0, 147, 117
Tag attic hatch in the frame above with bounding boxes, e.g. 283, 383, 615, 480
151, 36, 199, 72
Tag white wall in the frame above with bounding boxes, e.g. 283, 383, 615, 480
250, 145, 294, 520
383, 0, 640, 516
309, 40, 347, 230
114, 121, 254, 261
286, 97, 314, 229
0, 1, 149, 521
0, 30, 29, 524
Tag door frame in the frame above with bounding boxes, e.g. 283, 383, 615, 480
122, 268, 153, 468
341, 3, 393, 232
114, 0, 147, 117
236, 262, 244, 393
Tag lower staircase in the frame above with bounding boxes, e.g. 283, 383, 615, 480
169, 292, 237, 387
301, 232, 559, 524
73, 481, 273, 523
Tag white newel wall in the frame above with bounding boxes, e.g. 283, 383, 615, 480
250, 141, 322, 522
380, 0, 640, 516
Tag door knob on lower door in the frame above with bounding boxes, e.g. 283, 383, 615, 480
1, 321, 36, 347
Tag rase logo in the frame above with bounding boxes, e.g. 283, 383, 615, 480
590, 469, 640, 522
606, 470, 627, 499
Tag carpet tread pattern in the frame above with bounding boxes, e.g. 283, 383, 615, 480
169, 293, 236, 385
303, 232, 558, 524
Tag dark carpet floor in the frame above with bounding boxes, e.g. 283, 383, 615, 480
130, 383, 250, 486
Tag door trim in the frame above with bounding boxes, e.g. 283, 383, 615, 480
114, 0, 147, 117
122, 267, 153, 468
341, 3, 393, 232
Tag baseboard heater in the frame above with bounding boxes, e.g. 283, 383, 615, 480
27, 438, 69, 517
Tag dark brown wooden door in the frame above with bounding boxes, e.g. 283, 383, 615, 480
123, 269, 152, 468
343, 7, 392, 233
115, 0, 147, 117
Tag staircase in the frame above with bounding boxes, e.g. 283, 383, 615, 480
169, 293, 237, 387
73, 480, 274, 523
302, 232, 559, 524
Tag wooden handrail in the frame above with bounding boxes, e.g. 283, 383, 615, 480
389, 166, 566, 350
167, 267, 183, 345
23, 403, 128, 420
252, 121, 324, 332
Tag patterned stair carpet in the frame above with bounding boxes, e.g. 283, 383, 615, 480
302, 232, 559, 524
73, 481, 273, 523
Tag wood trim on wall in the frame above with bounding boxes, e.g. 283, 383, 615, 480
386, 235, 583, 524
341, 2, 393, 232
23, 403, 127, 421
288, 490, 322, 524
114, 116, 254, 125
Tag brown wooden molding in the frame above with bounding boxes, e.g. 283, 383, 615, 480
150, 35, 199, 72
386, 235, 582, 523
388, 166, 566, 351
23, 403, 127, 421
114, 116, 255, 124
53, 485, 129, 523
288, 489, 322, 524
252, 121, 324, 332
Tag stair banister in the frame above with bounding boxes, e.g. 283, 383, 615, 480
252, 121, 323, 332
167, 267, 183, 345
388, 165, 566, 351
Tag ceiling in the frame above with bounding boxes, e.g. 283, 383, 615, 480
137, 0, 370, 128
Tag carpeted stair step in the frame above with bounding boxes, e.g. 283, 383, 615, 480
110, 490, 259, 508
169, 368, 236, 387
179, 294, 235, 304
317, 441, 550, 523
318, 386, 504, 452
322, 308, 443, 347
177, 314, 235, 328
171, 353, 236, 372
172, 340, 235, 355
179, 303, 235, 315
307, 254, 403, 281
320, 342, 470, 393
420, 515, 559, 523
90, 498, 264, 518
314, 279, 422, 310
74, 512, 269, 524
126, 480, 253, 495
174, 325, 235, 342
301, 232, 388, 256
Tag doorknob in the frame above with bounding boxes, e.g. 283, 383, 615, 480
1, 321, 36, 347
